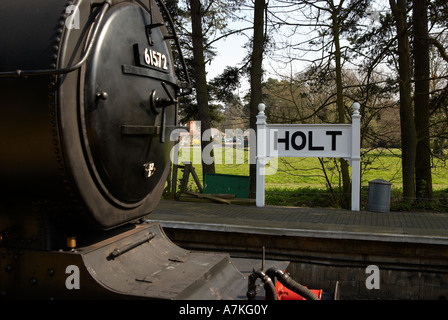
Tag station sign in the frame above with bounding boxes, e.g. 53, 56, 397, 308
267, 124, 352, 158
256, 102, 361, 211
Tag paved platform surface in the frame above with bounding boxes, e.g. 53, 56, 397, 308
150, 199, 448, 245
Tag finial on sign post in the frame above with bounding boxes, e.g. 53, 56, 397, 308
352, 102, 360, 116
256, 103, 267, 126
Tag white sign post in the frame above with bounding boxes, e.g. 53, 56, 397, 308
256, 102, 361, 211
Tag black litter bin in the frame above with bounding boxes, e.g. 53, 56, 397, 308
367, 179, 392, 213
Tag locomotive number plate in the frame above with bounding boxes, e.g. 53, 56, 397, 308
134, 44, 169, 72
144, 48, 168, 70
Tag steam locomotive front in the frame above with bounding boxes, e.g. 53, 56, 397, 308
0, 1, 330, 301
0, 0, 187, 249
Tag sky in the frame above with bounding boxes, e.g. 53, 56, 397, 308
202, 6, 318, 96
205, 23, 252, 95
203, 1, 387, 98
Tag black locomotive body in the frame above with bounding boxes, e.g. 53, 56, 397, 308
0, 0, 254, 299
0, 0, 181, 240
0, 0, 329, 301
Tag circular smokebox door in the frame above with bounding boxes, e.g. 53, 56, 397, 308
80, 3, 177, 209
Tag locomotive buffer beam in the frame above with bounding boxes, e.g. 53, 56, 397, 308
0, 222, 252, 299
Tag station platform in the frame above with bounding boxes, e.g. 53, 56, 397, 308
150, 199, 448, 299
150, 199, 448, 246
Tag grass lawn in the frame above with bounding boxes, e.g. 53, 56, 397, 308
168, 145, 448, 211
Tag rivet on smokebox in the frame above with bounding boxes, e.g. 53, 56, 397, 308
66, 236, 77, 249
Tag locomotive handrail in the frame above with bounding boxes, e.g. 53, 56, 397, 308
107, 232, 156, 260
155, 0, 192, 96
0, 1, 111, 79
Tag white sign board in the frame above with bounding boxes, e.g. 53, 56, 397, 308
256, 102, 361, 211
267, 124, 352, 158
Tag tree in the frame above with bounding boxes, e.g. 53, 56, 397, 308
389, 0, 416, 201
249, 0, 267, 198
329, 0, 353, 208
168, 0, 245, 182
413, 0, 432, 200
208, 66, 242, 104
264, 0, 370, 208
428, 0, 448, 159
189, 0, 215, 179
